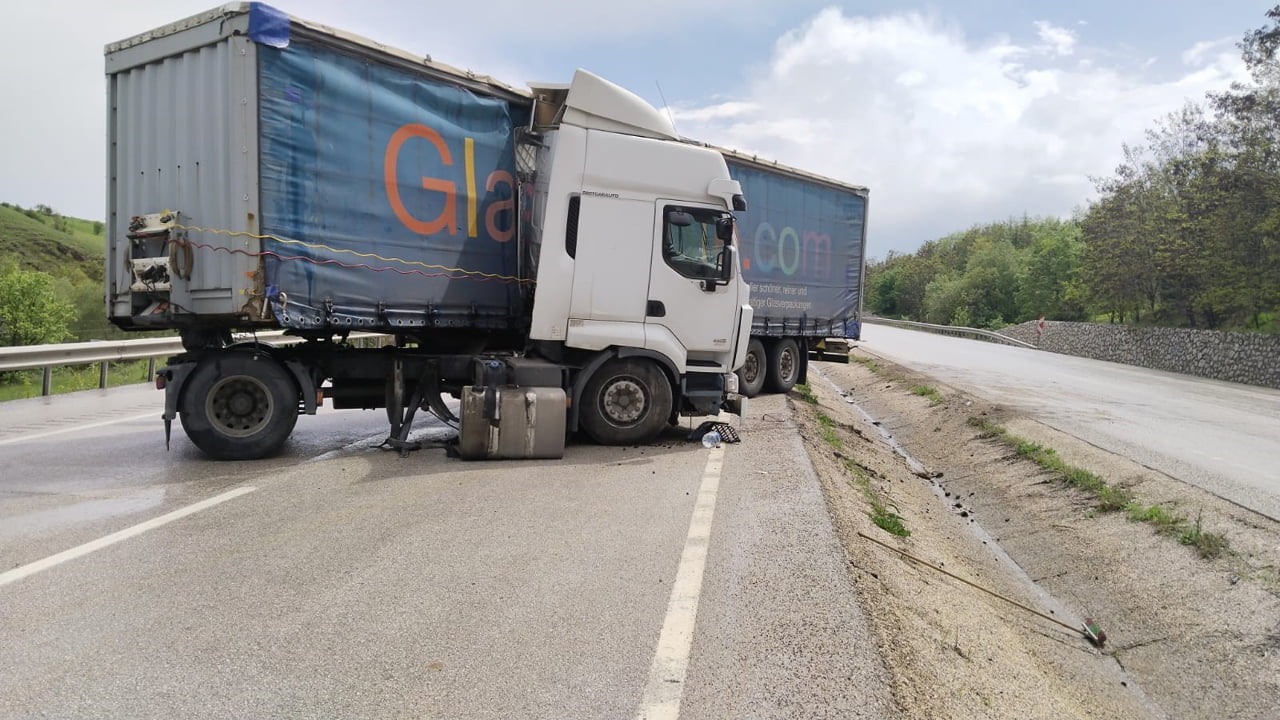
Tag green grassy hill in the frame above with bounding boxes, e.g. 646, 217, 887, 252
0, 202, 135, 342
0, 203, 104, 282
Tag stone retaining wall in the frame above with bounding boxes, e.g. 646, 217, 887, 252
997, 321, 1280, 389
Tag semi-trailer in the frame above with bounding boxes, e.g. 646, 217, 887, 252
105, 3, 865, 460
725, 154, 868, 397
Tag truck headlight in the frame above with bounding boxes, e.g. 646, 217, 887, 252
725, 372, 739, 395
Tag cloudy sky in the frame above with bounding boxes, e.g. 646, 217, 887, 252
0, 1, 1273, 257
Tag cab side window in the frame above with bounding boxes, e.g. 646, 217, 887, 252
663, 206, 730, 280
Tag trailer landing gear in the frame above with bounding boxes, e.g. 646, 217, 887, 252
382, 358, 458, 458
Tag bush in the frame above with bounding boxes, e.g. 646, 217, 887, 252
0, 261, 76, 347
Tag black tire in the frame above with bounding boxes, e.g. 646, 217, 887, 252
765, 338, 801, 393
579, 358, 673, 445
735, 338, 767, 398
179, 352, 299, 460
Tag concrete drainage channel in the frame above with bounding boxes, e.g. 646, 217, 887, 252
812, 368, 1164, 716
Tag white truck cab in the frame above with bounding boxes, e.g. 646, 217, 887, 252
528, 70, 752, 379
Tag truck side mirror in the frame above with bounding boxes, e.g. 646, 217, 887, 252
715, 217, 734, 242
702, 246, 733, 291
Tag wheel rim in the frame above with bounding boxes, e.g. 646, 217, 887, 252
206, 374, 274, 438
601, 377, 647, 426
779, 346, 797, 382
742, 351, 761, 384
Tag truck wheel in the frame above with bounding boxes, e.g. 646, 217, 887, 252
736, 338, 767, 398
580, 358, 672, 445
179, 352, 299, 459
765, 338, 801, 393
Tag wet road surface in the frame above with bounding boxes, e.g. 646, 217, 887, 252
0, 387, 891, 719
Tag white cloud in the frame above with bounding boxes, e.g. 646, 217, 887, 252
672, 8, 1251, 256
896, 69, 929, 88
672, 101, 763, 123
1035, 21, 1077, 56
1181, 37, 1242, 76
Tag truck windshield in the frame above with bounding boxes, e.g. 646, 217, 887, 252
662, 206, 730, 280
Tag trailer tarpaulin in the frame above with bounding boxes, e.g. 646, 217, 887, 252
257, 36, 523, 331
728, 160, 866, 337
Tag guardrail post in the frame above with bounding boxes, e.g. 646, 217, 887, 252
99, 361, 110, 389
42, 368, 52, 396
147, 358, 156, 379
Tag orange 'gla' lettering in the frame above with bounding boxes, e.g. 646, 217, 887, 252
384, 123, 516, 242
384, 124, 456, 236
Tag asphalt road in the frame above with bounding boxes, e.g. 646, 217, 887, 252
0, 386, 891, 719
860, 323, 1280, 521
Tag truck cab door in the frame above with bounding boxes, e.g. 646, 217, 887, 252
645, 202, 743, 370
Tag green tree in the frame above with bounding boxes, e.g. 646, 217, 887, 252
865, 256, 901, 316
921, 272, 966, 325
0, 261, 76, 346
958, 236, 1025, 327
881, 250, 944, 321
1018, 220, 1084, 320
1078, 7, 1280, 330
1211, 6, 1280, 328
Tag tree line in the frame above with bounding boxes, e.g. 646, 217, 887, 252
867, 217, 1086, 328
867, 7, 1280, 333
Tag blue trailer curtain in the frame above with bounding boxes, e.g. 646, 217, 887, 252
729, 162, 865, 336
257, 37, 522, 330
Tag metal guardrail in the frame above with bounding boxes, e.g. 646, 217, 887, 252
0, 336, 186, 374
862, 316, 1038, 349
0, 331, 382, 396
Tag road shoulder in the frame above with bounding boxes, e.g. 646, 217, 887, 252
800, 353, 1280, 719
679, 392, 896, 719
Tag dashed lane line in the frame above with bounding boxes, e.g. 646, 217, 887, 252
635, 443, 726, 720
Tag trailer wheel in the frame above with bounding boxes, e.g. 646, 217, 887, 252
735, 338, 767, 398
580, 358, 672, 445
179, 352, 299, 460
765, 338, 801, 393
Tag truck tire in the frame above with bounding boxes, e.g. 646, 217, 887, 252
765, 338, 801, 393
736, 338, 767, 398
579, 358, 672, 445
179, 352, 299, 460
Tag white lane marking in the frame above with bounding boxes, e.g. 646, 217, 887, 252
0, 486, 257, 588
0, 412, 156, 446
636, 443, 725, 720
